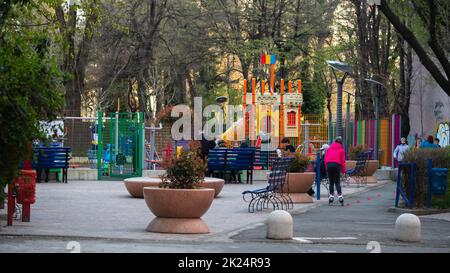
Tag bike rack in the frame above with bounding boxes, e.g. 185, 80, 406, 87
395, 162, 416, 209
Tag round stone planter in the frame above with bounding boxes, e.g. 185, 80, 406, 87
282, 172, 315, 203
345, 160, 379, 184
143, 187, 215, 234
123, 177, 161, 198
199, 177, 225, 198
124, 177, 224, 198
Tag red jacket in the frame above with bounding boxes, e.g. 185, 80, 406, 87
324, 142, 346, 173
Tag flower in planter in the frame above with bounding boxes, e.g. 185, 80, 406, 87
159, 142, 206, 189
286, 153, 310, 173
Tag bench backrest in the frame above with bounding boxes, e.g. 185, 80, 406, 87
267, 157, 292, 192
353, 151, 370, 173
207, 149, 228, 169
207, 148, 255, 170
254, 149, 277, 169
227, 148, 255, 170
32, 147, 71, 169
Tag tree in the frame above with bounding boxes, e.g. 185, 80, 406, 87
200, 0, 338, 112
53, 0, 99, 116
0, 0, 64, 224
376, 0, 450, 97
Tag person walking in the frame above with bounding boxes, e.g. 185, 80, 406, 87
324, 137, 346, 206
393, 137, 409, 165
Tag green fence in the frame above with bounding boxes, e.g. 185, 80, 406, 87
97, 112, 144, 180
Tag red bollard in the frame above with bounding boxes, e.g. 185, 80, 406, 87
15, 170, 36, 222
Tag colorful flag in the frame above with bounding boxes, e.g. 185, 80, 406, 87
261, 54, 276, 65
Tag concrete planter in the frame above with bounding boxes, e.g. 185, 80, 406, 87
282, 172, 315, 203
123, 177, 161, 198
143, 187, 215, 234
124, 177, 224, 198
346, 160, 379, 184
199, 178, 225, 198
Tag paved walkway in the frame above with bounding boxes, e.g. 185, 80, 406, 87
232, 182, 450, 252
0, 178, 390, 243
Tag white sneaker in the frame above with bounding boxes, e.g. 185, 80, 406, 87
338, 195, 344, 204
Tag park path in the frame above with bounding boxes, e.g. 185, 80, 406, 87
232, 182, 450, 252
0, 178, 389, 243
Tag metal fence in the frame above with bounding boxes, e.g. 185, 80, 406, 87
57, 111, 400, 169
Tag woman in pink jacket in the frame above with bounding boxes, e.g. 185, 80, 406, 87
324, 137, 346, 205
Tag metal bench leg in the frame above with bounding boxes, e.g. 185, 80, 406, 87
44, 168, 50, 182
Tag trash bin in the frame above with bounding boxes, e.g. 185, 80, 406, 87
431, 168, 448, 195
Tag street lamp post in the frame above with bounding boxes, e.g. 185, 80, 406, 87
344, 91, 354, 159
364, 78, 385, 161
327, 97, 332, 144
216, 96, 228, 135
326, 61, 352, 143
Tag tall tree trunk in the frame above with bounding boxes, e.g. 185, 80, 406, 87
55, 1, 98, 117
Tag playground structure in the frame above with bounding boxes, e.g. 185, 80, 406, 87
145, 123, 173, 170
218, 54, 403, 168
220, 54, 325, 159
96, 112, 144, 180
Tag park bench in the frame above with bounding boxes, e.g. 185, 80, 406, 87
343, 151, 370, 187
32, 147, 71, 183
253, 149, 277, 170
207, 148, 255, 184
242, 157, 293, 213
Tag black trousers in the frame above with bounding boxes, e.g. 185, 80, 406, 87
326, 162, 342, 196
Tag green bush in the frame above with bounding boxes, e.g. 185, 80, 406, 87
159, 142, 206, 189
286, 153, 310, 173
348, 145, 368, 160
401, 147, 450, 208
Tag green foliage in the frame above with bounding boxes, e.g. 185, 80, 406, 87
401, 147, 450, 208
286, 153, 311, 173
159, 142, 206, 189
348, 145, 368, 160
0, 0, 64, 195
301, 80, 326, 115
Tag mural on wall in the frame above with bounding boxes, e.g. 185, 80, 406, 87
409, 54, 450, 140
436, 122, 449, 148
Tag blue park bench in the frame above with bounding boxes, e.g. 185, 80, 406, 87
32, 147, 71, 183
253, 149, 278, 170
208, 148, 256, 184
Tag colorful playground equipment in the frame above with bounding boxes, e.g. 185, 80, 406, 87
96, 112, 144, 180
219, 54, 404, 168
145, 123, 173, 170
221, 54, 325, 159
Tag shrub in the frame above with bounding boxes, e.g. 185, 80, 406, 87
401, 147, 450, 208
159, 142, 206, 189
348, 145, 368, 160
286, 153, 310, 173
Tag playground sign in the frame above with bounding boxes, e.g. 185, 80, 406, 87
285, 93, 303, 107
256, 93, 278, 105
